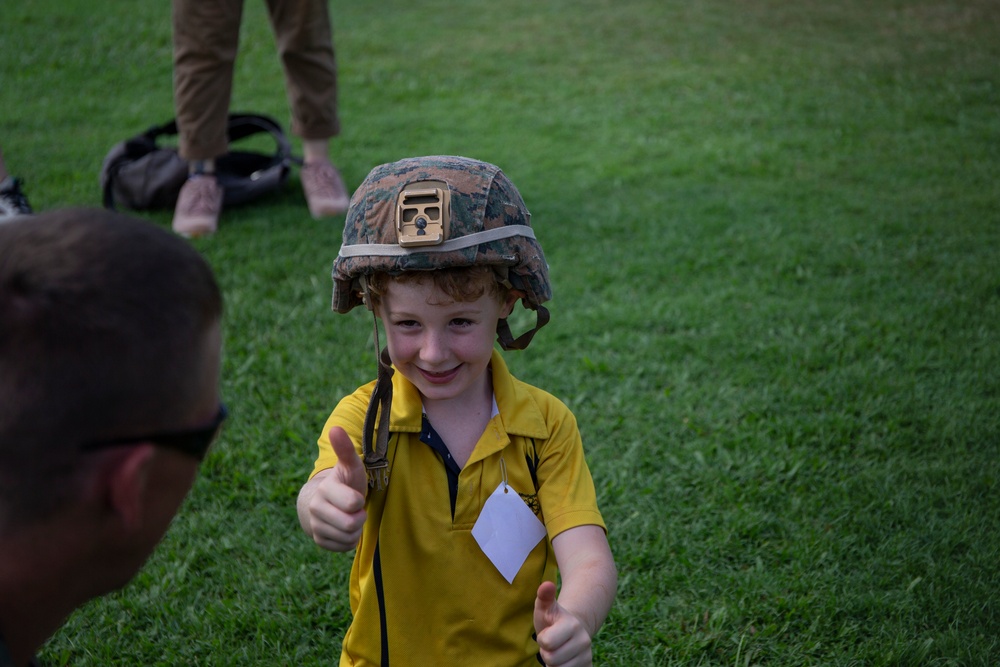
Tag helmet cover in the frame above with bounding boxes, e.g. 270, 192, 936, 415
332, 156, 551, 325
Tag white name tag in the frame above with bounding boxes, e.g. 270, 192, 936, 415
472, 481, 547, 584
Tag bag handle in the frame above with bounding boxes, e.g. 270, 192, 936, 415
225, 113, 293, 162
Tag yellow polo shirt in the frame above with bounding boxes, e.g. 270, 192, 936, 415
311, 351, 606, 666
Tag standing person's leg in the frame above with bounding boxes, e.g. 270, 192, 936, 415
266, 0, 349, 218
171, 0, 244, 237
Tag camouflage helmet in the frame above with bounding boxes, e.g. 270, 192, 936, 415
332, 155, 551, 350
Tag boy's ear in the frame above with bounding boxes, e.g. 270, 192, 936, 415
501, 290, 523, 318
102, 444, 156, 532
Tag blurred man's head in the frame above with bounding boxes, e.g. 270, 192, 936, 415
0, 207, 223, 621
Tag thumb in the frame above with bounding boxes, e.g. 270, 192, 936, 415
329, 427, 367, 496
533, 580, 559, 634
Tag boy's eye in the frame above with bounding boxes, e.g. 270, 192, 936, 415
450, 318, 474, 327
394, 319, 419, 328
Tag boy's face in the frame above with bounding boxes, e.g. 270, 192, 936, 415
378, 278, 515, 404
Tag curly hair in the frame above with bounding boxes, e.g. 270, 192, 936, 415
364, 265, 511, 312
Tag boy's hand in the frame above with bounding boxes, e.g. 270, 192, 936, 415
302, 427, 368, 551
533, 581, 593, 666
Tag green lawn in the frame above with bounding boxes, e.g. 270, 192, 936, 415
3, 0, 999, 664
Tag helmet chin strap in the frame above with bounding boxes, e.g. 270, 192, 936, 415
496, 304, 550, 351
360, 276, 392, 490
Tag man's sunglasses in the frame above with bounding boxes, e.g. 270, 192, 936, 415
81, 404, 228, 461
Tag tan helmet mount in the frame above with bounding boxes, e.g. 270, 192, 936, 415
396, 181, 450, 247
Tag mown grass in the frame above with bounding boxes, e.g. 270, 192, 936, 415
3, 0, 999, 664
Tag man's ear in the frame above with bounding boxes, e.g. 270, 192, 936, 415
102, 444, 156, 532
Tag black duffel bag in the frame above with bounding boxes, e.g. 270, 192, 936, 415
100, 112, 293, 211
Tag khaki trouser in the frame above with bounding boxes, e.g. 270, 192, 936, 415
172, 0, 339, 161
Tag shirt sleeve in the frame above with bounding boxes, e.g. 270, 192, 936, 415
309, 380, 374, 479
532, 391, 607, 538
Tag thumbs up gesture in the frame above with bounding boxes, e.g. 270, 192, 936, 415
298, 427, 369, 552
533, 581, 593, 666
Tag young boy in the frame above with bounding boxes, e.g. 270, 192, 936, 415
297, 156, 616, 666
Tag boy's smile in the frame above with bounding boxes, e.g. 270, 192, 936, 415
378, 279, 514, 406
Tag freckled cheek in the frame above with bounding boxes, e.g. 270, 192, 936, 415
453, 337, 493, 363
387, 332, 426, 364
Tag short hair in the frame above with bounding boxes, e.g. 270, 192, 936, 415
0, 208, 222, 524
365, 265, 510, 312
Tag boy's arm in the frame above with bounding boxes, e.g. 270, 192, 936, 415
296, 427, 369, 552
534, 524, 617, 667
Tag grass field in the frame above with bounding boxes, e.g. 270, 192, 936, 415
3, 0, 999, 664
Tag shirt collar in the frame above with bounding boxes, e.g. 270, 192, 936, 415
388, 350, 549, 440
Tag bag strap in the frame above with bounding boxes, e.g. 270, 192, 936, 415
225, 113, 293, 163
152, 119, 179, 138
